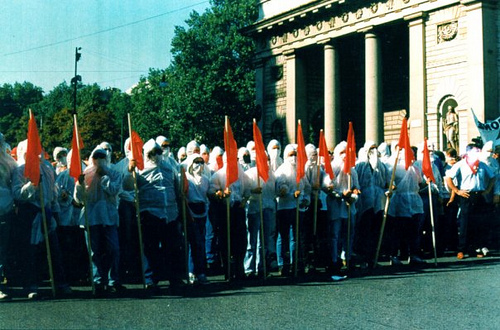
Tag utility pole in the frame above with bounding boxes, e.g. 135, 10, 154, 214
72, 47, 82, 115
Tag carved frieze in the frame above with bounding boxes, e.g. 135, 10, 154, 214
437, 21, 458, 44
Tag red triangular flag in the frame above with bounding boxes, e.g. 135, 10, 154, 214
224, 117, 238, 188
24, 110, 42, 186
296, 121, 307, 184
69, 124, 84, 181
318, 130, 334, 180
343, 122, 356, 174
422, 138, 435, 183
398, 117, 414, 170
129, 130, 144, 171
252, 120, 269, 183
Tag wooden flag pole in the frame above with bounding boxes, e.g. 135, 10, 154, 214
181, 167, 190, 284
38, 176, 56, 298
257, 176, 267, 281
427, 183, 438, 266
346, 173, 352, 271
224, 116, 232, 282
374, 147, 401, 267
127, 113, 147, 289
73, 113, 95, 295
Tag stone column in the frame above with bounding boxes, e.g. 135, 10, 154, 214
405, 12, 427, 145
284, 49, 306, 143
323, 41, 340, 149
254, 58, 265, 129
364, 31, 383, 144
462, 0, 498, 125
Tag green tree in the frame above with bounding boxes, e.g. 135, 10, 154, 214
130, 0, 258, 150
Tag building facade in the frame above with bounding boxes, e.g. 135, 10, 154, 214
244, 0, 499, 152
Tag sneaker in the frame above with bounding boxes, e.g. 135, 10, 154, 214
57, 286, 73, 296
457, 252, 464, 260
0, 290, 10, 300
27, 292, 39, 300
408, 256, 426, 265
331, 275, 347, 282
197, 274, 209, 285
189, 273, 196, 285
482, 247, 489, 256
390, 256, 403, 266
107, 284, 127, 294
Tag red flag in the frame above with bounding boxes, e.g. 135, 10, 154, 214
296, 121, 307, 184
343, 122, 356, 174
224, 117, 238, 188
252, 120, 269, 182
398, 117, 414, 170
422, 138, 435, 183
129, 130, 144, 171
318, 130, 334, 180
24, 110, 42, 186
69, 124, 84, 181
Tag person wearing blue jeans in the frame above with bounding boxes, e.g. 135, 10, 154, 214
75, 147, 124, 294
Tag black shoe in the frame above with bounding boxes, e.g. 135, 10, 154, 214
107, 284, 127, 294
146, 283, 161, 295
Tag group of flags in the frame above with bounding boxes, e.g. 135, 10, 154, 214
23, 112, 435, 189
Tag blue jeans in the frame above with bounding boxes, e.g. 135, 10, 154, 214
244, 208, 276, 274
277, 209, 305, 269
89, 225, 120, 286
188, 215, 207, 276
327, 216, 355, 268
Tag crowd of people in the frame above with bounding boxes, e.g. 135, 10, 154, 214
0, 129, 498, 300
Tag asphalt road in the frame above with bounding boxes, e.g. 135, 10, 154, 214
1, 254, 499, 329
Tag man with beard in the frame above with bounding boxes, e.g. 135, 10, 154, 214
354, 141, 390, 268
445, 143, 496, 259
75, 147, 124, 295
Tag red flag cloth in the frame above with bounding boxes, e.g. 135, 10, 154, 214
69, 124, 84, 181
252, 121, 269, 183
296, 121, 307, 184
224, 118, 238, 188
318, 130, 334, 180
343, 122, 356, 174
422, 138, 435, 183
24, 111, 42, 186
398, 117, 414, 170
129, 130, 144, 171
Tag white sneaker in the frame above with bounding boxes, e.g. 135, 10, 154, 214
482, 247, 489, 256
0, 290, 9, 300
27, 292, 38, 300
189, 273, 196, 285
331, 275, 347, 282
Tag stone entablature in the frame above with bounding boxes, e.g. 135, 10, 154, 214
247, 0, 460, 58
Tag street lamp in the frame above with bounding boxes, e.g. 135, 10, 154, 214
71, 47, 82, 115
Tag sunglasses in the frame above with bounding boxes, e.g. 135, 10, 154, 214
161, 144, 169, 148
194, 160, 204, 164
93, 153, 107, 159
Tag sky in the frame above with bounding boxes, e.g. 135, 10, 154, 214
0, 0, 210, 94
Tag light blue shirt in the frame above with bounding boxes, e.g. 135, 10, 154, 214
445, 159, 494, 192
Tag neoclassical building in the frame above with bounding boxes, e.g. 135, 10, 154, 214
243, 0, 499, 152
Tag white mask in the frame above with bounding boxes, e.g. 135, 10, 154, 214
368, 148, 378, 170
287, 155, 297, 166
269, 149, 279, 159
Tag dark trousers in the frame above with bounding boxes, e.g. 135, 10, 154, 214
388, 214, 421, 258
218, 201, 247, 279
141, 212, 184, 283
15, 203, 67, 291
118, 200, 141, 282
457, 193, 489, 254
355, 208, 383, 263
